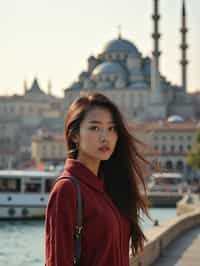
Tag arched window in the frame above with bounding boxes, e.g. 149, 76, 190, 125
176, 161, 184, 172
166, 161, 173, 171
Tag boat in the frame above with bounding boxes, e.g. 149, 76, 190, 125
147, 172, 184, 207
0, 170, 57, 219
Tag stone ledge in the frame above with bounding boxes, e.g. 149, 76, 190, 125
130, 208, 200, 266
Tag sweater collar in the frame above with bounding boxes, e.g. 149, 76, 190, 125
62, 159, 104, 192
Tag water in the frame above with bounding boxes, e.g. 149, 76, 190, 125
0, 208, 176, 266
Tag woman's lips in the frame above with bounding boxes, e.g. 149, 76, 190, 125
98, 145, 111, 153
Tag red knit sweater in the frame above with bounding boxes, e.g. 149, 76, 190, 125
45, 159, 131, 266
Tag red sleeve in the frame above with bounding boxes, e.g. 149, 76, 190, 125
45, 179, 77, 266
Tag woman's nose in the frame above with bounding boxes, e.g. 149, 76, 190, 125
99, 128, 108, 141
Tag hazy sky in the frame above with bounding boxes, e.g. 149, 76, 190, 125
0, 0, 199, 97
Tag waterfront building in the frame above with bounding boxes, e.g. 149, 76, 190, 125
0, 116, 21, 169
0, 78, 63, 122
31, 129, 66, 166
133, 116, 199, 178
0, 78, 64, 168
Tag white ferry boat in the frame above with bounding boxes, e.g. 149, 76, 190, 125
0, 170, 57, 219
147, 172, 184, 207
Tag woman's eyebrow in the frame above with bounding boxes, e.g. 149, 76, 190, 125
88, 120, 115, 124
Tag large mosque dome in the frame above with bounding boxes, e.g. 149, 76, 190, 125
103, 38, 140, 55
92, 62, 126, 76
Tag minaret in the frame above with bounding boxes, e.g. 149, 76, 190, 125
118, 24, 122, 39
180, 0, 188, 94
151, 0, 162, 103
152, 0, 161, 70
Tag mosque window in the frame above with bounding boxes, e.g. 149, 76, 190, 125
162, 136, 167, 141
187, 136, 192, 141
179, 136, 184, 141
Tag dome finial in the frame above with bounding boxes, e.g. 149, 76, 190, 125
117, 24, 122, 39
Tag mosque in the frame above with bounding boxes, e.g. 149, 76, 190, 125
64, 0, 200, 121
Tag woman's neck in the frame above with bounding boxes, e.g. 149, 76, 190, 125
76, 155, 100, 176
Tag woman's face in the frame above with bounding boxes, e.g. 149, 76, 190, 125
76, 107, 118, 163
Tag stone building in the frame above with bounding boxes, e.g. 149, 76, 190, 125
0, 78, 64, 168
133, 115, 199, 178
31, 129, 66, 166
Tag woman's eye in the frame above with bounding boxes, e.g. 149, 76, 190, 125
109, 126, 116, 132
90, 126, 99, 131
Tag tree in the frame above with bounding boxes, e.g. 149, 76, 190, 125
186, 130, 200, 170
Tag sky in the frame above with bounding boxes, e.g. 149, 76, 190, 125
0, 0, 199, 97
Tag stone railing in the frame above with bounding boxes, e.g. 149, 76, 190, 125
176, 193, 200, 215
130, 200, 200, 266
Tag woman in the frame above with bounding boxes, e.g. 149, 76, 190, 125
45, 93, 149, 266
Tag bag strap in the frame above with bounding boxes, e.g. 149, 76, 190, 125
58, 176, 83, 266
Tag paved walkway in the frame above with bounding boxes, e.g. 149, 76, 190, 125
152, 225, 200, 266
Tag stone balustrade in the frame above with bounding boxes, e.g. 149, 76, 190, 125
130, 196, 200, 266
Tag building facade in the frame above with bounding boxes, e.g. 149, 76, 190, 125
31, 129, 66, 166
0, 79, 64, 168
133, 116, 199, 178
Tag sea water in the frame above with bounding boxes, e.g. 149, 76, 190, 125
0, 208, 176, 266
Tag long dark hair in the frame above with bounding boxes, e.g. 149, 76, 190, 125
64, 93, 149, 255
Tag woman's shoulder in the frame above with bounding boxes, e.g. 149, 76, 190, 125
49, 176, 77, 204
52, 176, 77, 194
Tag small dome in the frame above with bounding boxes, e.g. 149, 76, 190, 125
70, 82, 82, 90
128, 81, 148, 89
103, 38, 140, 55
167, 115, 185, 123
92, 62, 126, 76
